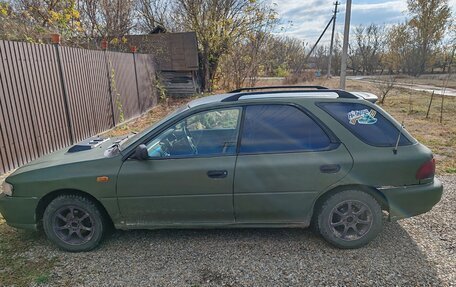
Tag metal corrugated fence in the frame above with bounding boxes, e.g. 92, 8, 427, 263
0, 40, 158, 174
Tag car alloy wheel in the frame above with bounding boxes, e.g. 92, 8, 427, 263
53, 205, 95, 245
328, 200, 373, 241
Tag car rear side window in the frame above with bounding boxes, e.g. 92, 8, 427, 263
240, 105, 331, 154
319, 102, 411, 147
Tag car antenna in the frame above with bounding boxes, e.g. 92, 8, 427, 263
393, 120, 404, 155
393, 93, 412, 155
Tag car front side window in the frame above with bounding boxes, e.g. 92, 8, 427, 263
146, 108, 241, 158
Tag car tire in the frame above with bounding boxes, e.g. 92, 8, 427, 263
316, 189, 382, 249
43, 195, 105, 252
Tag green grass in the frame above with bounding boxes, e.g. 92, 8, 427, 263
34, 273, 51, 284
0, 215, 57, 286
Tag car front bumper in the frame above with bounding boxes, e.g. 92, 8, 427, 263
0, 194, 39, 230
380, 178, 443, 221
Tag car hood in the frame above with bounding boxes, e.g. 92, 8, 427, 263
11, 137, 121, 176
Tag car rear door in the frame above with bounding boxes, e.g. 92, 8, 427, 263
233, 104, 353, 223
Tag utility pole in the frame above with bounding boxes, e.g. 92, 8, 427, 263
297, 16, 334, 73
339, 0, 352, 89
327, 1, 339, 78
304, 17, 334, 64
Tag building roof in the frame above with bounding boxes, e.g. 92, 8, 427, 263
125, 32, 199, 71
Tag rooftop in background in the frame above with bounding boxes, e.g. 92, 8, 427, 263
124, 32, 199, 72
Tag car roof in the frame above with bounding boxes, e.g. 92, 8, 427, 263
188, 86, 377, 108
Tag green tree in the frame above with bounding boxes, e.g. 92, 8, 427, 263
407, 0, 451, 74
0, 0, 82, 43
383, 23, 417, 74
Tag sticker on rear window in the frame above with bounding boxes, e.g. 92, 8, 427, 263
348, 109, 377, 125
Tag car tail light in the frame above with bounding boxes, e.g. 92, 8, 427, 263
416, 158, 435, 180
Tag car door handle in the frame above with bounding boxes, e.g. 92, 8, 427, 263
207, 170, 228, 178
320, 164, 341, 173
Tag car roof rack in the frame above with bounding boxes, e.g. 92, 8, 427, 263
221, 88, 358, 102
229, 85, 328, 93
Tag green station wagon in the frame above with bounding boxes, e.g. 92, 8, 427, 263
0, 86, 443, 251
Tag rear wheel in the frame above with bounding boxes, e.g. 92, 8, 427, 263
43, 195, 104, 252
316, 190, 382, 249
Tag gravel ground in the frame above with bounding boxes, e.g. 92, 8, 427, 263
1, 176, 455, 286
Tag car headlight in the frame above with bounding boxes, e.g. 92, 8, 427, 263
1, 181, 13, 196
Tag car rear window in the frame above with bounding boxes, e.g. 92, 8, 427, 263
318, 102, 411, 147
240, 105, 332, 153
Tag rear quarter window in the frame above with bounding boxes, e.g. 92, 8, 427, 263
318, 102, 411, 147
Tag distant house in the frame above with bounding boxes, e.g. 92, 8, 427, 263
124, 32, 200, 97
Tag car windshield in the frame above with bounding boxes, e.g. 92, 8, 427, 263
118, 104, 189, 150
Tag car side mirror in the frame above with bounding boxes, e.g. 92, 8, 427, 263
134, 144, 149, 160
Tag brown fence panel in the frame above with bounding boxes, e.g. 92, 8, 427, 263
0, 40, 157, 175
135, 54, 158, 112
106, 51, 140, 125
0, 40, 17, 173
87, 50, 115, 133
38, 44, 72, 152
60, 47, 113, 142
1, 40, 28, 168
0, 40, 72, 174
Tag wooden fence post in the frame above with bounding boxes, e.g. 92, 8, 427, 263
102, 39, 116, 127
426, 90, 434, 119
51, 33, 74, 144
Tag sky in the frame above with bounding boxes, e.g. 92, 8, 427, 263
272, 0, 456, 46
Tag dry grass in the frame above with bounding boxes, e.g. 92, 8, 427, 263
381, 89, 456, 174
104, 98, 193, 138
104, 78, 456, 174
386, 74, 456, 90
0, 215, 56, 286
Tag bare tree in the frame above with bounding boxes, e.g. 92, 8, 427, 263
353, 24, 384, 75
314, 45, 328, 73
219, 30, 272, 89
257, 35, 306, 76
376, 74, 397, 104
134, 0, 171, 33
78, 0, 136, 38
173, 0, 277, 92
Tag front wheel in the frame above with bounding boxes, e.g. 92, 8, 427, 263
316, 190, 383, 249
43, 195, 105, 252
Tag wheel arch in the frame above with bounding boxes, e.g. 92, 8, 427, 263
36, 189, 114, 229
312, 184, 389, 219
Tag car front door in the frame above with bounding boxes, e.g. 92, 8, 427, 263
117, 107, 241, 227
233, 104, 353, 224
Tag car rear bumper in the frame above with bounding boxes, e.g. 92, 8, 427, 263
380, 178, 443, 221
0, 194, 38, 230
